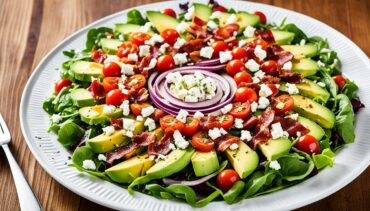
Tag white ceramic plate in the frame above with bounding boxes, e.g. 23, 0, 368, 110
20, 0, 370, 210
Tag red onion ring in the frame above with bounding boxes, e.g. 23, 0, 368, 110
162, 171, 218, 186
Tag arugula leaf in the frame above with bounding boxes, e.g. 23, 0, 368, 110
62, 49, 91, 71
43, 94, 57, 115
309, 36, 341, 75
57, 121, 85, 147
242, 171, 277, 198
126, 9, 146, 25
334, 94, 355, 143
63, 49, 77, 58
342, 80, 359, 100
313, 148, 335, 169
319, 69, 338, 97
223, 181, 245, 204
274, 153, 314, 181
86, 27, 113, 50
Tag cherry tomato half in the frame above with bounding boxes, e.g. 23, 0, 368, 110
117, 42, 139, 58
103, 62, 121, 77
332, 75, 346, 90
226, 59, 246, 76
217, 169, 240, 192
54, 79, 72, 93
160, 115, 185, 131
130, 103, 152, 116
182, 117, 200, 136
260, 60, 279, 76
102, 77, 120, 93
106, 89, 128, 106
235, 87, 258, 103
191, 131, 215, 152
131, 32, 151, 46
273, 94, 294, 115
231, 47, 249, 60
212, 41, 229, 57
295, 135, 320, 155
156, 55, 175, 72
162, 8, 176, 18
161, 29, 180, 45
217, 114, 234, 130
126, 74, 146, 90
254, 11, 267, 25
214, 23, 240, 40
234, 71, 252, 85
229, 102, 251, 119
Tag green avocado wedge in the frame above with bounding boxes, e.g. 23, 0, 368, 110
128, 147, 195, 193
258, 138, 291, 161
191, 150, 219, 177
292, 58, 319, 77
297, 116, 325, 141
146, 11, 179, 33
193, 3, 212, 22
282, 44, 318, 58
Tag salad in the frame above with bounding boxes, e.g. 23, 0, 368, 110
43, 0, 364, 207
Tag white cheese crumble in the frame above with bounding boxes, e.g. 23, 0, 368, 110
243, 26, 256, 38
173, 130, 189, 149
200, 46, 214, 59
176, 109, 188, 123
144, 118, 156, 131
98, 154, 107, 162
139, 45, 151, 57
139, 22, 152, 33
259, 84, 273, 97
123, 119, 135, 131
193, 111, 204, 119
185, 95, 198, 102
286, 113, 299, 120
286, 83, 299, 94
221, 103, 233, 114
51, 114, 62, 123
159, 43, 170, 54
166, 72, 182, 83
258, 97, 270, 109
219, 51, 232, 63
207, 20, 218, 30
254, 45, 267, 60
126, 131, 133, 138
103, 105, 116, 114
296, 131, 302, 137
269, 160, 281, 170
82, 160, 96, 170
149, 155, 156, 161
169, 143, 176, 150
104, 55, 120, 64
317, 60, 325, 67
136, 115, 144, 121
102, 126, 115, 136
251, 102, 258, 112
176, 21, 190, 34
241, 130, 252, 142
121, 63, 135, 76
229, 143, 239, 150
245, 59, 260, 72
282, 61, 292, 70
234, 118, 244, 129
220, 128, 228, 135
208, 128, 222, 140
174, 38, 186, 49
238, 39, 247, 47
119, 100, 130, 116
173, 53, 188, 65
155, 154, 167, 162
317, 82, 326, 87
141, 106, 155, 117
226, 14, 238, 24
255, 70, 266, 79
184, 6, 195, 20
300, 39, 306, 46
144, 58, 157, 71
145, 34, 163, 46
127, 53, 138, 62
271, 122, 284, 139
210, 11, 221, 19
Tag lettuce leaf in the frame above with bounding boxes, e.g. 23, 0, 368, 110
334, 94, 355, 143
313, 148, 335, 169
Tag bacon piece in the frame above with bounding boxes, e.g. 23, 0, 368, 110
181, 39, 204, 53
138, 56, 151, 73
131, 132, 156, 147
279, 69, 303, 84
88, 80, 105, 100
266, 45, 294, 66
151, 109, 166, 122
91, 49, 107, 64
110, 118, 123, 130
148, 128, 173, 156
132, 88, 149, 103
255, 29, 275, 43
189, 51, 202, 63
215, 134, 240, 152
273, 116, 310, 137
200, 116, 222, 131
243, 116, 259, 130
106, 144, 139, 165
251, 107, 275, 149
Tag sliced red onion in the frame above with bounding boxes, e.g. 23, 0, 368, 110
162, 171, 218, 186
192, 58, 221, 66
168, 64, 226, 72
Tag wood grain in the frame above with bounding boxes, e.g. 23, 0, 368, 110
0, 0, 368, 210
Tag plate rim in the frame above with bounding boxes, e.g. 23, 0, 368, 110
19, 0, 370, 210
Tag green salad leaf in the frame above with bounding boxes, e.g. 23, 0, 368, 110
274, 153, 314, 181
127, 9, 146, 25
334, 94, 355, 143
319, 69, 338, 97
86, 27, 113, 50
223, 181, 245, 204
313, 148, 335, 169
342, 80, 359, 100
57, 121, 85, 147
270, 18, 308, 44
72, 146, 95, 167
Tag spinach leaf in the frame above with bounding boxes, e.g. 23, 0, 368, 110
127, 9, 146, 25
72, 146, 95, 167
69, 163, 110, 180
223, 181, 245, 204
242, 171, 276, 198
342, 80, 359, 100
62, 49, 91, 71
334, 94, 355, 143
319, 69, 338, 97
43, 94, 57, 115
86, 27, 113, 50
312, 148, 335, 170
57, 121, 85, 147
274, 153, 314, 181
309, 36, 341, 75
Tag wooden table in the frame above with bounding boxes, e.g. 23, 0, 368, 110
0, 0, 369, 210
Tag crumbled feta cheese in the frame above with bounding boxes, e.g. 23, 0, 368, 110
207, 38, 215, 46
220, 128, 228, 135
102, 126, 115, 136
104, 55, 120, 64
296, 131, 302, 137
208, 128, 222, 140
98, 154, 107, 162
136, 115, 144, 121
255, 70, 266, 79
258, 97, 270, 109
139, 22, 152, 33
317, 60, 325, 67
82, 160, 96, 170
174, 38, 186, 49
141, 106, 155, 117
300, 39, 306, 46
139, 45, 151, 57
176, 21, 190, 33
123, 119, 135, 131
145, 34, 164, 46
271, 122, 284, 139
234, 118, 244, 129
241, 130, 252, 142
176, 109, 188, 123
269, 160, 281, 170
188, 86, 202, 98
173, 130, 189, 149
201, 77, 217, 93
286, 83, 299, 95
243, 26, 256, 38
221, 103, 233, 114
233, 31, 238, 37
183, 74, 197, 88
173, 53, 188, 65
103, 105, 116, 114
285, 113, 299, 120
226, 14, 238, 24
126, 130, 133, 138
127, 53, 138, 62
144, 118, 156, 131
207, 20, 218, 30
184, 6, 195, 20
121, 63, 135, 75
166, 72, 182, 83
254, 45, 267, 60
51, 114, 62, 123
200, 46, 214, 59
149, 155, 156, 161
229, 143, 239, 150
252, 77, 260, 83
238, 39, 247, 47
159, 43, 170, 55
144, 58, 157, 70
120, 100, 130, 116
169, 143, 176, 150
317, 82, 326, 87
210, 11, 221, 19
282, 61, 292, 70
251, 102, 258, 112
193, 111, 204, 119
219, 51, 232, 63
245, 59, 260, 72
155, 154, 167, 162
118, 34, 124, 41
259, 84, 273, 97
185, 95, 198, 102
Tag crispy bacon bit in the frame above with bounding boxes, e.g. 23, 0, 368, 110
215, 134, 240, 152
88, 80, 105, 100
188, 17, 209, 39
189, 51, 202, 63
148, 128, 174, 156
259, 75, 281, 84
255, 29, 275, 43
132, 132, 156, 147
274, 116, 310, 137
106, 144, 139, 165
243, 116, 259, 130
151, 109, 166, 122
251, 107, 275, 149
266, 45, 294, 66
181, 39, 204, 53
91, 49, 107, 64
132, 88, 149, 103
138, 56, 151, 72
200, 116, 222, 131
279, 69, 303, 83
214, 24, 239, 40
110, 118, 123, 130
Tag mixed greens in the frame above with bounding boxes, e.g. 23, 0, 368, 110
43, 1, 363, 207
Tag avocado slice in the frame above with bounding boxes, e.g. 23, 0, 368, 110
191, 150, 219, 177
193, 3, 212, 22
70, 61, 103, 82
271, 31, 295, 45
100, 38, 123, 55
106, 153, 154, 183
71, 88, 96, 107
218, 12, 260, 33
292, 58, 319, 77
225, 141, 259, 179
146, 11, 179, 33
295, 79, 330, 103
79, 104, 123, 125
292, 95, 335, 129
258, 138, 291, 161
115, 23, 155, 37
87, 130, 130, 153
282, 44, 318, 58
297, 116, 325, 140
